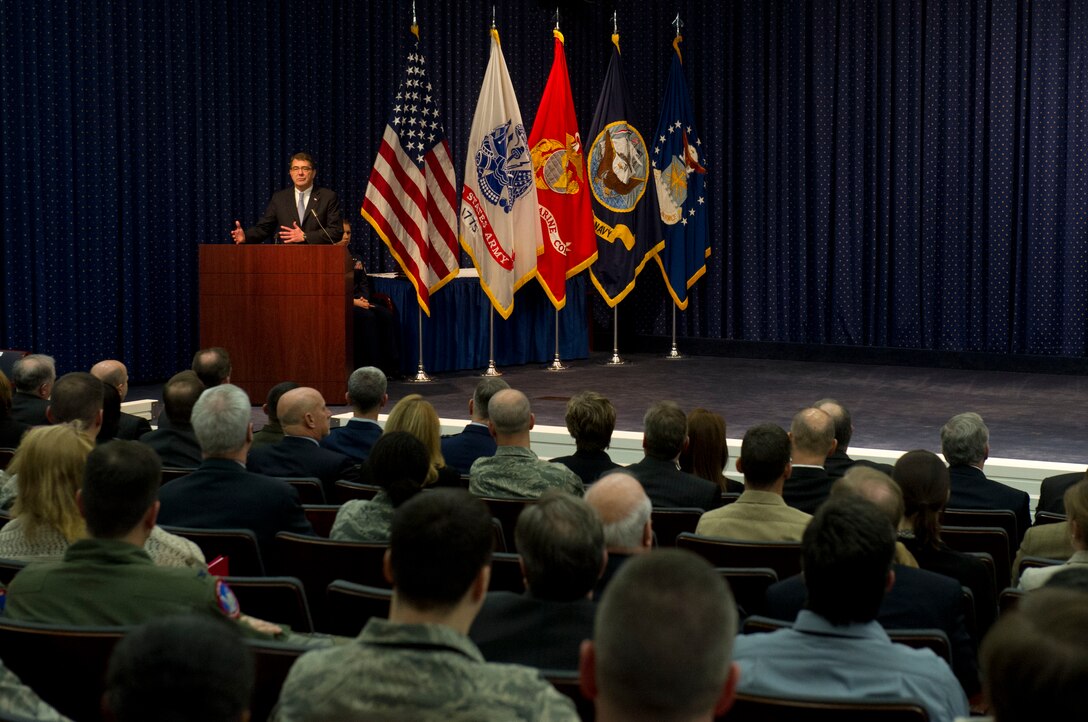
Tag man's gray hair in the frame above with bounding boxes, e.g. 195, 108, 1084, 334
940, 412, 989, 466
347, 367, 387, 412
602, 494, 652, 549
191, 384, 251, 456
488, 389, 532, 435
12, 354, 56, 393
473, 377, 510, 421
643, 401, 688, 460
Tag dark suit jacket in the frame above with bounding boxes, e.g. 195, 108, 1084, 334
947, 464, 1031, 544
782, 465, 835, 514
321, 418, 383, 463
139, 423, 202, 469
10, 392, 49, 426
116, 412, 152, 441
902, 536, 997, 635
824, 449, 894, 479
550, 449, 620, 486
157, 457, 315, 561
0, 417, 29, 448
1037, 471, 1085, 516
243, 186, 343, 244
440, 423, 496, 475
468, 591, 597, 671
625, 456, 721, 510
247, 435, 359, 500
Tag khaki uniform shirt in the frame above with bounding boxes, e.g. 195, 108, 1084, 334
469, 447, 584, 499
695, 489, 812, 541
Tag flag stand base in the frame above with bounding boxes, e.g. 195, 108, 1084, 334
481, 362, 503, 377
407, 365, 434, 383
664, 345, 686, 361
545, 356, 569, 372
603, 352, 628, 366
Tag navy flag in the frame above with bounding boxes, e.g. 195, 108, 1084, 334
587, 36, 663, 307
652, 37, 709, 309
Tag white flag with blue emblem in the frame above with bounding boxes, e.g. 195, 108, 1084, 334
459, 29, 542, 319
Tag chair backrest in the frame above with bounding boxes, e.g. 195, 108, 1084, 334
159, 526, 265, 577
0, 556, 27, 585
1033, 510, 1067, 526
324, 580, 393, 638
650, 507, 704, 547
478, 497, 535, 552
676, 533, 803, 580
0, 447, 16, 471
1018, 555, 1065, 571
279, 477, 326, 505
941, 525, 1011, 591
222, 575, 314, 634
245, 638, 312, 722
741, 615, 789, 635
334, 480, 382, 504
303, 504, 341, 538
721, 492, 741, 506
490, 517, 508, 553
715, 567, 778, 619
489, 551, 526, 593
723, 693, 929, 721
542, 670, 596, 722
998, 586, 1025, 615
159, 467, 193, 484
941, 508, 1018, 558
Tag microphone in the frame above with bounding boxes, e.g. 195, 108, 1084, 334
311, 208, 334, 243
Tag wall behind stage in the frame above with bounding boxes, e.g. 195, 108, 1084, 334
2, 1, 1085, 382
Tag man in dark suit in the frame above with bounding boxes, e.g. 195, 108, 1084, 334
625, 401, 720, 510
550, 391, 621, 486
158, 384, 314, 559
941, 412, 1031, 544
783, 407, 837, 514
814, 398, 894, 478
441, 377, 508, 476
1037, 469, 1086, 516
248, 386, 359, 499
139, 371, 204, 469
90, 359, 151, 441
469, 491, 602, 670
321, 367, 386, 463
230, 152, 343, 245
10, 354, 55, 426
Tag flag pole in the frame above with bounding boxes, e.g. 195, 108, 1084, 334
407, 305, 434, 383
665, 303, 685, 360
604, 306, 627, 366
545, 307, 568, 371
482, 307, 503, 376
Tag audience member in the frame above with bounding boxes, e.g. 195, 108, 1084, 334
1013, 514, 1075, 582
247, 386, 359, 499
0, 370, 29, 448
320, 367, 386, 462
139, 371, 205, 468
1019, 479, 1088, 590
941, 412, 1030, 544
1036, 468, 1086, 516
626, 401, 720, 510
469, 389, 583, 499
90, 359, 151, 440
584, 471, 652, 597
252, 381, 301, 448
549, 391, 620, 485
579, 549, 739, 722
1042, 565, 1088, 593
97, 382, 122, 443
470, 491, 604, 670
271, 489, 579, 721
330, 431, 428, 543
695, 423, 811, 541
192, 347, 232, 388
0, 659, 69, 722
679, 407, 744, 495
733, 496, 968, 722
782, 407, 836, 513
10, 353, 55, 426
104, 615, 254, 722
440, 377, 509, 475
158, 385, 314, 559
347, 220, 401, 376
384, 394, 460, 487
814, 398, 893, 477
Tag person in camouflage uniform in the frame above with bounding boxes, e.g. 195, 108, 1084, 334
0, 660, 71, 721
272, 489, 579, 722
330, 432, 428, 543
468, 389, 584, 499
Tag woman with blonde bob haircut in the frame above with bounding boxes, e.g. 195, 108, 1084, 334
383, 394, 461, 487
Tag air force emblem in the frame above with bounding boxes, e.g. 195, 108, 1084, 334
475, 120, 534, 213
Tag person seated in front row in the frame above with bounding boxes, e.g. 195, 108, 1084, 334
1018, 479, 1088, 591
252, 380, 300, 449
320, 367, 386, 463
679, 407, 745, 495
549, 391, 621, 486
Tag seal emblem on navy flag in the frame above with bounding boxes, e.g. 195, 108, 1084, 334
589, 121, 649, 212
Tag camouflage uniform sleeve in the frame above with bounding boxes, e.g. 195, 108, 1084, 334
534, 679, 581, 722
0, 660, 73, 722
563, 469, 586, 498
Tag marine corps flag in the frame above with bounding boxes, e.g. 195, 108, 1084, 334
652, 37, 709, 309
530, 29, 597, 309
459, 28, 542, 320
587, 36, 663, 307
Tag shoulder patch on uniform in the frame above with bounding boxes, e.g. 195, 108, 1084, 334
215, 579, 241, 619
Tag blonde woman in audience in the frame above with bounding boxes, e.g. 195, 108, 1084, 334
0, 424, 205, 569
679, 408, 744, 494
383, 394, 462, 487
1019, 479, 1088, 591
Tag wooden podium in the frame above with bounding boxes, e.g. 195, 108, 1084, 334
199, 245, 352, 404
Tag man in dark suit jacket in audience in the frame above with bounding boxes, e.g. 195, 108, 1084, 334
814, 398, 894, 478
321, 367, 387, 463
441, 377, 508, 475
941, 412, 1031, 544
469, 491, 602, 670
90, 359, 151, 441
625, 401, 720, 510
10, 354, 55, 426
248, 386, 359, 499
158, 384, 314, 560
1036, 469, 1086, 516
782, 407, 837, 514
139, 371, 204, 469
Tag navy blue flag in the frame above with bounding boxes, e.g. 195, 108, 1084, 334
652, 39, 709, 309
587, 39, 663, 307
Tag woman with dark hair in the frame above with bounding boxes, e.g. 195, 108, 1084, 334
330, 431, 429, 543
0, 370, 29, 449
679, 408, 743, 494
96, 383, 122, 444
894, 449, 996, 633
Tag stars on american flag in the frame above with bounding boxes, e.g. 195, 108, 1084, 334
390, 49, 447, 166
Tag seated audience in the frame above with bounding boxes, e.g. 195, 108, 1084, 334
1019, 479, 1088, 590
271, 489, 579, 721
814, 398, 893, 478
695, 423, 811, 541
90, 359, 151, 440
782, 406, 836, 513
383, 393, 460, 487
0, 369, 29, 448
320, 367, 385, 462
1036, 468, 1086, 516
469, 389, 583, 499
192, 346, 232, 388
470, 491, 604, 670
679, 407, 743, 495
441, 377, 509, 475
330, 431, 428, 543
0, 658, 69, 722
549, 391, 620, 485
584, 471, 653, 597
252, 381, 300, 449
733, 496, 968, 722
139, 370, 205, 468
97, 382, 122, 443
579, 549, 739, 722
626, 401, 720, 510
1014, 515, 1075, 582
9, 353, 54, 426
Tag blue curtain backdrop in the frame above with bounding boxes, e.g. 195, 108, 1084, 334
2, 1, 1085, 381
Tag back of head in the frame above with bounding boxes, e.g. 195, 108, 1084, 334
679, 408, 728, 483
892, 449, 949, 549
565, 391, 616, 453
384, 394, 443, 467
473, 377, 510, 421
90, 359, 128, 390
191, 384, 251, 457
12, 354, 56, 394
99, 383, 122, 442
585, 472, 652, 551
0, 370, 13, 417
831, 466, 905, 528
50, 372, 105, 430
367, 431, 428, 507
642, 400, 687, 460
82, 440, 162, 539
191, 347, 231, 389
802, 495, 896, 625
814, 398, 851, 450
488, 388, 532, 436
594, 549, 736, 719
163, 371, 206, 425
738, 423, 790, 488
389, 489, 494, 611
940, 411, 988, 466
790, 407, 835, 456
10, 424, 93, 542
264, 381, 300, 422
1061, 479, 1088, 543
106, 615, 254, 722
981, 588, 1088, 721
515, 490, 605, 601
347, 367, 387, 412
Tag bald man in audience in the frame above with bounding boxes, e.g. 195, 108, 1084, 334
782, 407, 836, 514
9, 354, 55, 426
191, 347, 232, 389
247, 387, 359, 499
139, 371, 204, 469
584, 471, 652, 597
91, 359, 151, 440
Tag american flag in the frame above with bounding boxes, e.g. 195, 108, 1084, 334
362, 41, 459, 316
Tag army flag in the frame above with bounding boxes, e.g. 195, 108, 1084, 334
459, 29, 542, 320
530, 29, 597, 309
586, 37, 663, 307
652, 38, 709, 309
362, 27, 459, 316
